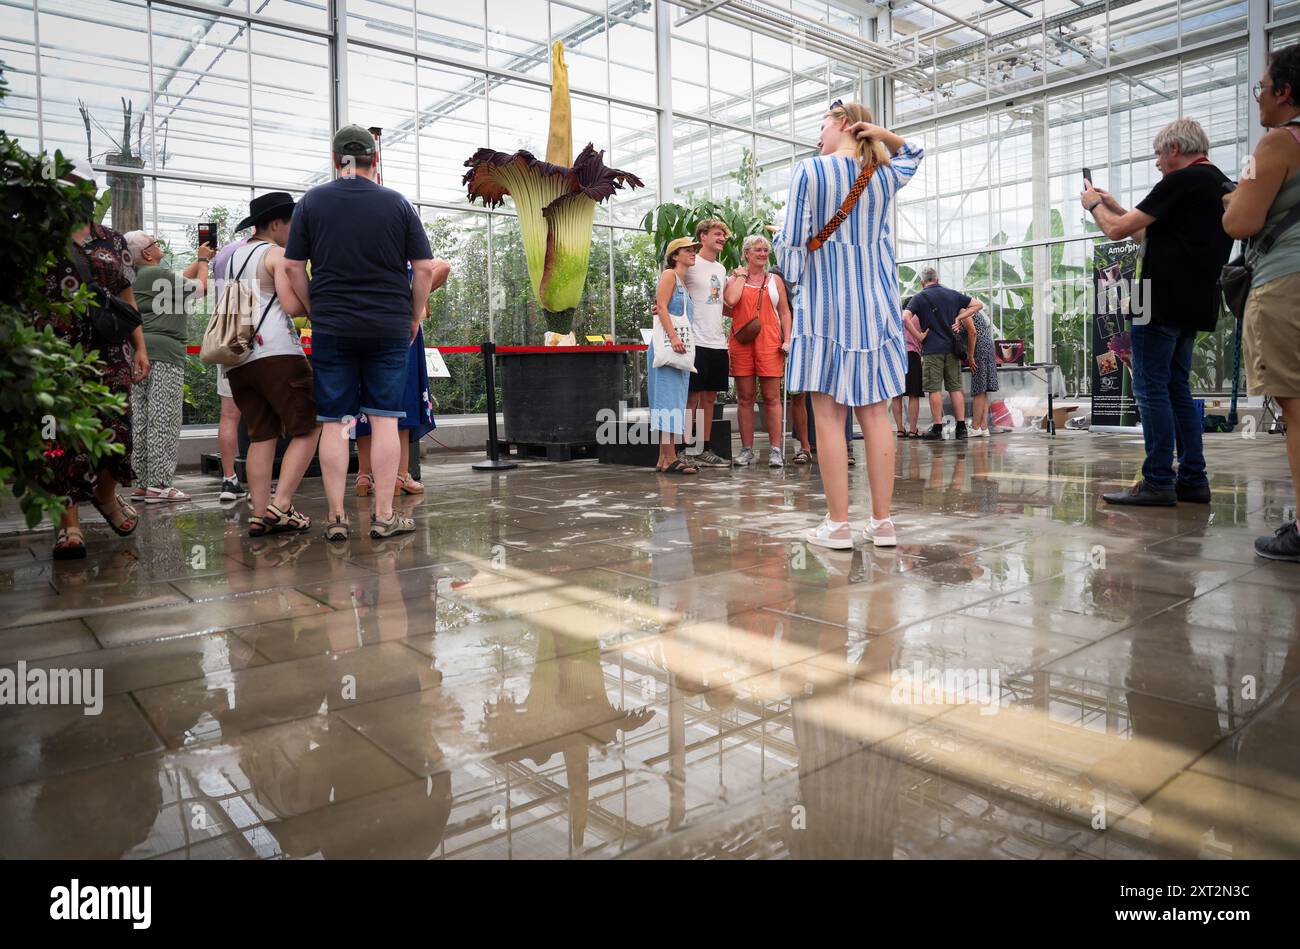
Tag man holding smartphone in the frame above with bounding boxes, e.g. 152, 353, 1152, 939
1081, 118, 1233, 506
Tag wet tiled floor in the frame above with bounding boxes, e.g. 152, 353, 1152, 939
1, 431, 1297, 859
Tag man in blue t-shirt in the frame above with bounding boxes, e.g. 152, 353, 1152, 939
903, 267, 983, 439
283, 124, 439, 541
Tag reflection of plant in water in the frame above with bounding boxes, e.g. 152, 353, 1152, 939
483, 629, 654, 847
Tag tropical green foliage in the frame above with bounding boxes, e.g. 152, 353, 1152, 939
642, 150, 787, 273
0, 67, 128, 527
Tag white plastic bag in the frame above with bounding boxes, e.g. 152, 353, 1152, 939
652, 316, 696, 373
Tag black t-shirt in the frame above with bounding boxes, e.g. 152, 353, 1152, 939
1135, 162, 1234, 333
284, 176, 433, 339
907, 285, 971, 355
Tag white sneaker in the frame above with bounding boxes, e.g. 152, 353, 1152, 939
806, 516, 853, 550
734, 447, 755, 466
968, 427, 986, 438
769, 447, 784, 468
863, 518, 898, 547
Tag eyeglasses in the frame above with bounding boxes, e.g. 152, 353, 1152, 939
1253, 81, 1272, 102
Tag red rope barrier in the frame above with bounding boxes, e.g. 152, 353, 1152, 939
185, 343, 647, 355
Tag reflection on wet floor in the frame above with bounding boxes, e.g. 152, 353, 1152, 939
0, 432, 1298, 858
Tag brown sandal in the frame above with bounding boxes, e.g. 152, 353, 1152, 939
265, 503, 311, 533
355, 473, 373, 497
394, 473, 424, 495
91, 493, 138, 536
53, 526, 87, 560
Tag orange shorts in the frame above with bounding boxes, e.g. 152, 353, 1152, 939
728, 339, 785, 378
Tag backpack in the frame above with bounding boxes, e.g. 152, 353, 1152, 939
199, 241, 270, 366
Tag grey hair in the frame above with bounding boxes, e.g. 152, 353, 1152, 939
1153, 118, 1209, 156
123, 230, 153, 264
742, 234, 771, 257
919, 265, 939, 284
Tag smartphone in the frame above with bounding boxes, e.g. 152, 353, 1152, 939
1082, 167, 1093, 188
197, 222, 217, 250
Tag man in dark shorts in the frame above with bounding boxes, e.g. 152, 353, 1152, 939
681, 218, 732, 467
222, 192, 321, 536
891, 294, 926, 437
283, 125, 437, 540
905, 267, 982, 440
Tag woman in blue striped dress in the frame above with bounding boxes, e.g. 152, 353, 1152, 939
773, 101, 923, 550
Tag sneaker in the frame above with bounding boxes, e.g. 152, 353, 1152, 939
968, 427, 989, 438
863, 518, 898, 548
806, 516, 853, 550
734, 447, 756, 466
769, 448, 785, 468
1102, 480, 1177, 507
1175, 481, 1212, 504
1254, 522, 1300, 563
219, 477, 246, 502
954, 422, 968, 439
921, 425, 944, 441
695, 449, 731, 468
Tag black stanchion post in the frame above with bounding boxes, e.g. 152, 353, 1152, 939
473, 338, 517, 472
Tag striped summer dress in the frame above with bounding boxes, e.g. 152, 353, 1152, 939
774, 143, 924, 406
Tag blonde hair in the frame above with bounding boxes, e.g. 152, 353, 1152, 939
695, 217, 731, 241
826, 101, 891, 170
741, 234, 771, 258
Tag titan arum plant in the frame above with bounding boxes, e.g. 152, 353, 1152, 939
463, 43, 644, 341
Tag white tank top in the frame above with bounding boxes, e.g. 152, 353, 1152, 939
231, 241, 303, 364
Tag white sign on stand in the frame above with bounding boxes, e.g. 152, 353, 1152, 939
424, 347, 451, 378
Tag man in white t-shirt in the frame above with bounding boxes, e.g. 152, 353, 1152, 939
681, 218, 731, 467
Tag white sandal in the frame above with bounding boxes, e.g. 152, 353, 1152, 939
146, 486, 191, 503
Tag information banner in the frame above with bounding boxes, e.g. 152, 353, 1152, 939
1091, 240, 1141, 430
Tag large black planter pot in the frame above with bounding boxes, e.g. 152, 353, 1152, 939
497, 350, 627, 449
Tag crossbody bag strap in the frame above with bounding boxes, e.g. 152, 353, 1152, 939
248, 244, 279, 345
228, 240, 269, 283
807, 161, 877, 252
67, 240, 99, 292
1255, 200, 1300, 256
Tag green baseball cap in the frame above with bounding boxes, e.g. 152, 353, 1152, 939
332, 124, 376, 157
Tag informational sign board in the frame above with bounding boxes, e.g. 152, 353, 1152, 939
1091, 240, 1141, 431
424, 347, 451, 379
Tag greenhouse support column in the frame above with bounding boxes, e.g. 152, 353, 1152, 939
331, 0, 349, 132
1248, 0, 1268, 153
655, 0, 673, 204
1031, 102, 1050, 365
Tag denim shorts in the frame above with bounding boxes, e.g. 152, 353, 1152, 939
310, 332, 409, 422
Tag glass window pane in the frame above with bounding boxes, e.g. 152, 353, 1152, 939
485, 0, 549, 75
418, 1, 487, 66
257, 0, 329, 32
552, 1, 607, 98
609, 103, 656, 226
418, 62, 487, 205
347, 0, 414, 50
1, 4, 40, 150
149, 6, 251, 181
251, 24, 331, 188
608, 0, 655, 106
36, 0, 151, 168
348, 46, 418, 199
425, 208, 490, 413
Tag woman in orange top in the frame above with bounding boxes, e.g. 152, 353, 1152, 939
725, 235, 794, 466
